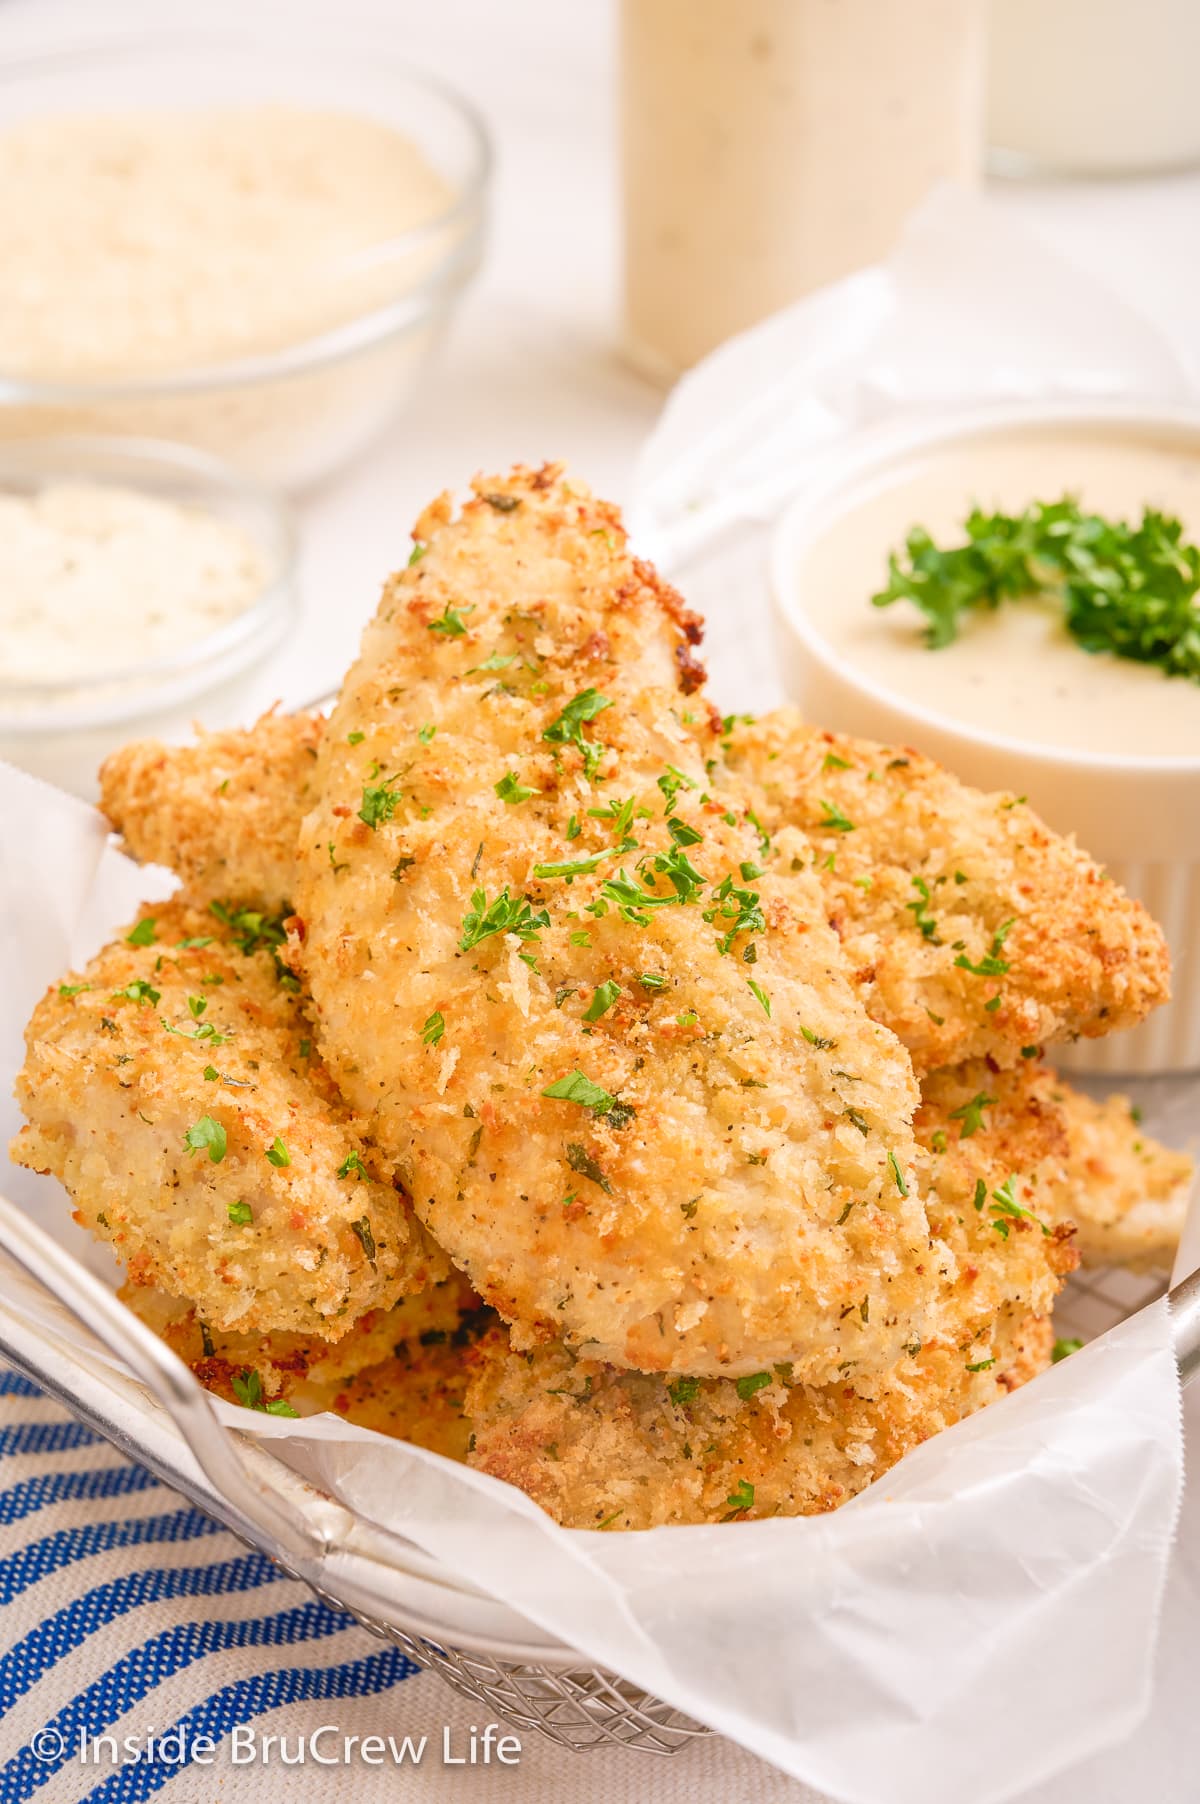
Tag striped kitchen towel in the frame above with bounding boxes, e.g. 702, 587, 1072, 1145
0, 1366, 819, 1804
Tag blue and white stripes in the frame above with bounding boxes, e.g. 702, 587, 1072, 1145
0, 1370, 422, 1804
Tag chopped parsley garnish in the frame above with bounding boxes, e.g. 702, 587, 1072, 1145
844, 1107, 870, 1136
358, 777, 401, 830
747, 979, 771, 1018
819, 800, 855, 833
533, 849, 613, 880
265, 1136, 290, 1168
657, 764, 699, 814
887, 1150, 908, 1196
542, 688, 613, 778
542, 1069, 630, 1122
800, 1025, 837, 1050
988, 1176, 1050, 1239
227, 1200, 253, 1226
667, 817, 703, 849
739, 861, 765, 882
668, 1377, 701, 1406
427, 601, 474, 637
126, 918, 157, 947
566, 814, 581, 840
873, 496, 1200, 682
723, 1479, 755, 1518
955, 918, 1015, 979
639, 973, 668, 991
583, 980, 621, 1022
115, 979, 160, 1007
337, 1150, 369, 1180
418, 723, 437, 744
187, 995, 206, 1019
565, 1142, 612, 1193
422, 1011, 446, 1046
966, 1357, 996, 1373
459, 887, 550, 953
822, 751, 852, 771
347, 730, 365, 745
231, 1370, 299, 1416
495, 772, 536, 804
349, 1216, 377, 1266
209, 901, 290, 961
184, 1115, 226, 1163
203, 1065, 219, 1082
906, 875, 939, 941
972, 1178, 987, 1211
469, 651, 517, 674
58, 982, 90, 997
950, 1091, 996, 1139
735, 1371, 772, 1402
407, 540, 427, 566
706, 875, 764, 954
601, 846, 707, 922
1052, 1336, 1084, 1362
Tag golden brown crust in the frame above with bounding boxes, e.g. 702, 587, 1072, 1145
99, 709, 325, 908
11, 899, 445, 1339
724, 710, 1171, 1073
124, 1271, 486, 1459
464, 1070, 1074, 1529
292, 466, 935, 1381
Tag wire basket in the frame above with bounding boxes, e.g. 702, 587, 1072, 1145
0, 1192, 1196, 1758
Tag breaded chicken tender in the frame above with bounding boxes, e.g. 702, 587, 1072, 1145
11, 899, 445, 1339
1055, 1083, 1192, 1271
921, 1060, 1193, 1273
122, 1269, 482, 1407
724, 710, 1170, 1073
292, 465, 934, 1381
465, 1069, 1078, 1529
97, 703, 1170, 1086
99, 710, 324, 908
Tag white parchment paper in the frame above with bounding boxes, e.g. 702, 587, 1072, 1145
0, 756, 1186, 1804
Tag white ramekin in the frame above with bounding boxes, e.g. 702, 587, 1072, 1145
770, 398, 1200, 1076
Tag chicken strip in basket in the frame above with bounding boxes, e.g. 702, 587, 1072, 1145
723, 710, 1170, 1075
463, 1061, 1081, 1529
11, 899, 446, 1340
124, 1272, 488, 1459
289, 464, 935, 1382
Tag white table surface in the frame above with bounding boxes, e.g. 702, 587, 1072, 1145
4, 2, 1200, 1799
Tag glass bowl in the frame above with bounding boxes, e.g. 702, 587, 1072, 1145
0, 435, 296, 798
0, 31, 491, 491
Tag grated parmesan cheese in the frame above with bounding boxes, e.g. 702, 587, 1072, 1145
0, 483, 268, 688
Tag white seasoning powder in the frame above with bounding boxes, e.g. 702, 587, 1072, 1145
0, 483, 269, 688
0, 108, 451, 380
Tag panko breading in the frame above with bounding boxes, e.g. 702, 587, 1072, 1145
921, 1059, 1193, 1274
292, 465, 935, 1381
724, 710, 1170, 1073
1056, 1083, 1193, 1271
99, 710, 325, 908
11, 899, 445, 1339
465, 1070, 1078, 1529
307, 1342, 478, 1460
122, 1269, 482, 1406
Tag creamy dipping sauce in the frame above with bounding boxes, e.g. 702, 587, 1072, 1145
800, 425, 1200, 762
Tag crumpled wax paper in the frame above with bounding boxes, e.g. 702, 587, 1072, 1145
626, 185, 1200, 714
0, 757, 1186, 1804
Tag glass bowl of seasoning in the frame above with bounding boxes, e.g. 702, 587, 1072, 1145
0, 30, 491, 490
0, 435, 295, 797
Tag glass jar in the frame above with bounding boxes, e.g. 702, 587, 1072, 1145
620, 0, 985, 382
987, 0, 1200, 177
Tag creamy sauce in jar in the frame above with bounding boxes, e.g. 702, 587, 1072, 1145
621, 0, 984, 380
799, 426, 1200, 762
